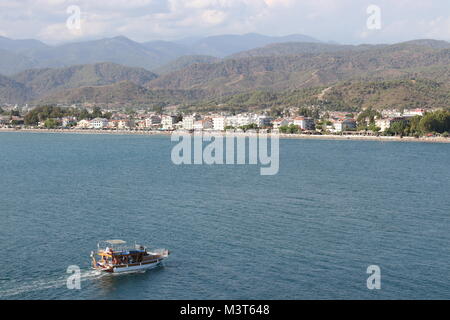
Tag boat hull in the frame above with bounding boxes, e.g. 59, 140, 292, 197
110, 259, 162, 273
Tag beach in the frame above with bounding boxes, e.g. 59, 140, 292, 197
1, 127, 449, 143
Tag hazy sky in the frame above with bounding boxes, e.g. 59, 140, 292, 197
1, 0, 450, 44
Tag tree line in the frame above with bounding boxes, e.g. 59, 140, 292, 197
24, 106, 112, 126
386, 110, 450, 137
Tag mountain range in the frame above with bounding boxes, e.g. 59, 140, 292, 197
2, 34, 450, 111
146, 40, 450, 92
0, 33, 320, 76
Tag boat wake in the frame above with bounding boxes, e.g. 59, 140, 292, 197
0, 269, 105, 299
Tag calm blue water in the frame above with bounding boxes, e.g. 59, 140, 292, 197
0, 132, 449, 300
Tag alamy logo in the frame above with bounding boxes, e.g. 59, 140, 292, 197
171, 133, 280, 176
66, 5, 82, 32
66, 265, 81, 290
367, 5, 382, 30
366, 265, 381, 290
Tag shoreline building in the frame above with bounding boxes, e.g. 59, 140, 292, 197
272, 118, 289, 130
212, 116, 227, 131
375, 117, 409, 132
61, 117, 77, 127
293, 117, 315, 130
145, 115, 162, 128
119, 119, 135, 129
0, 115, 10, 126
375, 118, 394, 132
91, 118, 109, 129
255, 115, 273, 128
227, 114, 253, 128
332, 119, 357, 132
76, 119, 92, 129
161, 115, 178, 130
182, 115, 201, 130
108, 119, 134, 129
194, 119, 213, 131
403, 108, 425, 117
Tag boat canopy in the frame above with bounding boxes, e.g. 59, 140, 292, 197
105, 240, 127, 245
97, 240, 147, 256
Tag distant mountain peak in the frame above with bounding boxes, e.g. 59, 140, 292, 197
0, 36, 49, 56
110, 35, 134, 42
187, 33, 321, 57
396, 39, 450, 49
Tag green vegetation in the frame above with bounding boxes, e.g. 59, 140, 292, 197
183, 79, 450, 114
0, 108, 21, 117
154, 55, 220, 75
298, 106, 320, 118
24, 105, 111, 126
36, 81, 210, 109
387, 121, 408, 137
357, 108, 381, 124
357, 107, 382, 131
279, 124, 300, 134
44, 118, 59, 129
419, 110, 450, 133
321, 80, 450, 111
368, 123, 381, 133
239, 123, 259, 131
384, 110, 450, 137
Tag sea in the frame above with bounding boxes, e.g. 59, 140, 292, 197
0, 132, 449, 299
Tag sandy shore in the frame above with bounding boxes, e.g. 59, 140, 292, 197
1, 127, 449, 144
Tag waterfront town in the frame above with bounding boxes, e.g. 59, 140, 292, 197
0, 104, 449, 138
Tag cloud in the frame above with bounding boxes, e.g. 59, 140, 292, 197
0, 0, 450, 44
264, 0, 295, 7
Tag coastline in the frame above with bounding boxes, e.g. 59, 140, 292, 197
1, 127, 449, 144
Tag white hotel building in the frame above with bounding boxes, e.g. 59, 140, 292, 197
182, 115, 201, 130
255, 115, 273, 127
212, 116, 227, 131
226, 114, 254, 128
145, 115, 161, 128
212, 114, 273, 131
91, 118, 109, 129
293, 117, 315, 130
161, 115, 178, 130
